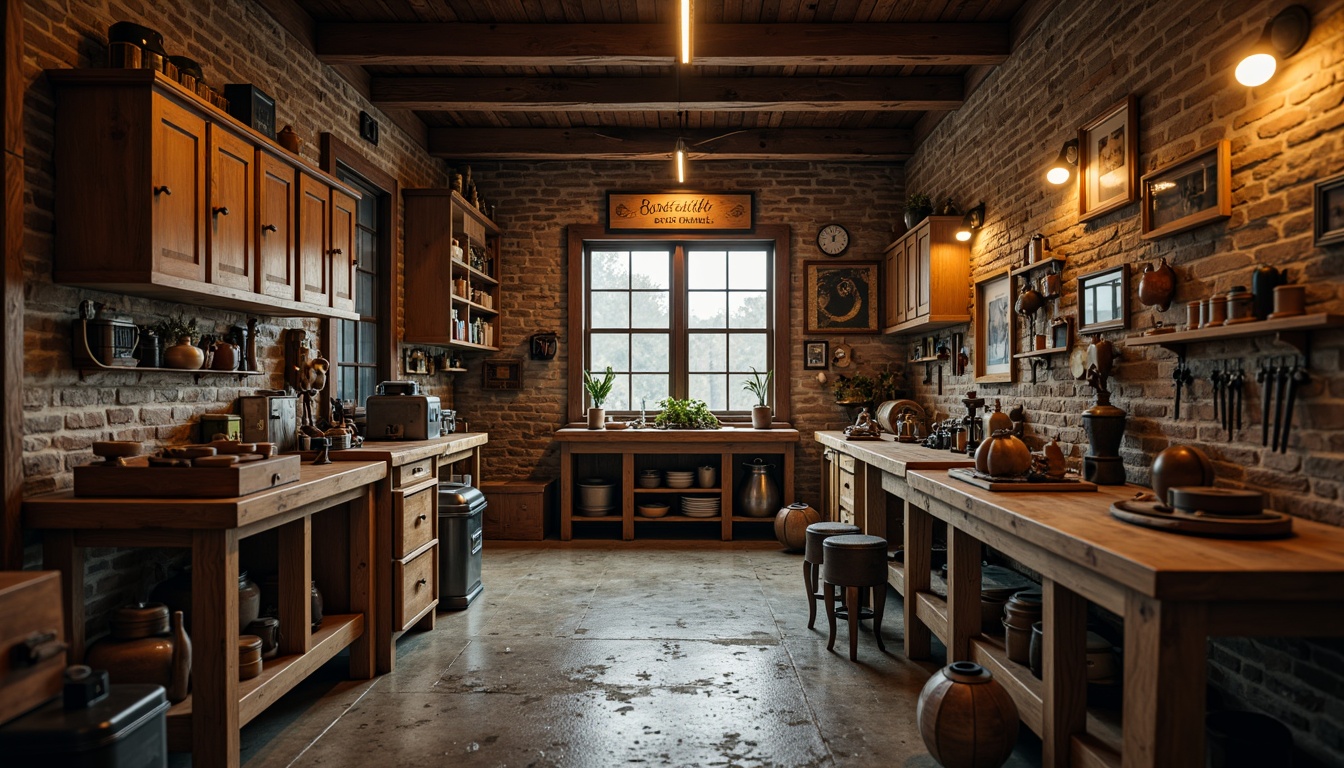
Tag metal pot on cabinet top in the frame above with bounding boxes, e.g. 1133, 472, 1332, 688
738, 459, 780, 518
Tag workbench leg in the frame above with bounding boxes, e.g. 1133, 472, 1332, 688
1123, 594, 1207, 768
783, 442, 795, 505
373, 478, 395, 674
720, 451, 732, 541
560, 445, 573, 540
861, 466, 887, 539
903, 500, 933, 659
44, 531, 83, 663
622, 453, 635, 541
467, 446, 481, 486
348, 488, 375, 679
1043, 578, 1087, 768
946, 528, 981, 661
192, 529, 240, 768
278, 517, 313, 655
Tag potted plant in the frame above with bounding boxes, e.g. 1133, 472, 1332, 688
155, 313, 203, 370
832, 373, 876, 405
654, 397, 721, 430
904, 192, 933, 229
743, 367, 773, 429
582, 366, 615, 429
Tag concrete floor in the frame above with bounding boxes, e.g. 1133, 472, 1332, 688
229, 541, 1042, 767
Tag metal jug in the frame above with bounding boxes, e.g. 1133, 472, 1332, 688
737, 458, 780, 518
1026, 234, 1050, 264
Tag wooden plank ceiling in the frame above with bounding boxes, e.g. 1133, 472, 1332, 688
286, 0, 1036, 162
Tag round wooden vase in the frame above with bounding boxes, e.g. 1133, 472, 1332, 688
917, 661, 1019, 768
773, 502, 822, 552
163, 335, 204, 370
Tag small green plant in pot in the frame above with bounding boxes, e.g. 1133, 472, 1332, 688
904, 192, 933, 229
654, 398, 721, 430
743, 367, 773, 429
583, 366, 615, 429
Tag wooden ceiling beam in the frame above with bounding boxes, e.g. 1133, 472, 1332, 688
318, 23, 1010, 67
372, 75, 963, 112
426, 128, 912, 161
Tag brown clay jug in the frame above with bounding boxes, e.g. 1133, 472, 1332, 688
982, 398, 1013, 438
210, 340, 240, 371
84, 603, 191, 703
163, 335, 204, 370
1138, 258, 1176, 311
975, 429, 1033, 477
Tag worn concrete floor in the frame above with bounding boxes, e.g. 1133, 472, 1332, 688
228, 541, 1041, 767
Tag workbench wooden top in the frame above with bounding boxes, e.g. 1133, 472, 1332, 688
331, 432, 487, 466
816, 431, 975, 477
907, 469, 1344, 602
23, 461, 387, 531
555, 427, 799, 443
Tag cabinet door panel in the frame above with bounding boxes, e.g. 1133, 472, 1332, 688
883, 246, 900, 328
257, 153, 296, 300
330, 189, 357, 312
151, 98, 206, 282
207, 126, 255, 291
915, 227, 932, 318
904, 240, 918, 323
297, 173, 330, 306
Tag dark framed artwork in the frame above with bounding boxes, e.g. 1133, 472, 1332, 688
483, 358, 523, 390
1077, 265, 1130, 334
974, 268, 1016, 384
1313, 171, 1344, 247
1049, 317, 1073, 350
803, 260, 881, 334
1141, 140, 1232, 240
1079, 95, 1139, 223
803, 340, 829, 370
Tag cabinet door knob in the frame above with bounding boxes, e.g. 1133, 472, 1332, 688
328, 248, 343, 255
262, 223, 278, 232
153, 185, 172, 196
417, 513, 428, 522
415, 578, 427, 587
213, 206, 230, 216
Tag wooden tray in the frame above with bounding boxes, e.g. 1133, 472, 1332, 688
73, 455, 301, 498
1110, 499, 1293, 539
949, 467, 1098, 492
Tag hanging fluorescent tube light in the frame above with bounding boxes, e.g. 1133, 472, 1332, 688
680, 0, 694, 65
675, 137, 687, 184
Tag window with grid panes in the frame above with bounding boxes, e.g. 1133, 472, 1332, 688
336, 173, 380, 406
584, 241, 774, 415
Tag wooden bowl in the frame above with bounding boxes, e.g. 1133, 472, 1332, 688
194, 455, 239, 467
637, 504, 670, 519
93, 441, 142, 461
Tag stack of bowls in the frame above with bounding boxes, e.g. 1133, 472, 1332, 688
637, 469, 662, 488
665, 471, 695, 489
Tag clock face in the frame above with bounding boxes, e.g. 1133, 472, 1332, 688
817, 223, 850, 256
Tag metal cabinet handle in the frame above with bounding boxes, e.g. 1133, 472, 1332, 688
213, 206, 230, 216
416, 513, 428, 522
412, 466, 425, 475
153, 185, 172, 196
262, 223, 278, 232
328, 248, 343, 255
415, 578, 427, 587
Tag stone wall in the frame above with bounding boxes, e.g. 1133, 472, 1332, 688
903, 0, 1344, 761
20, 0, 450, 634
457, 160, 906, 506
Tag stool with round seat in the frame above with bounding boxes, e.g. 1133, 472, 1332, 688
821, 533, 889, 661
803, 522, 861, 629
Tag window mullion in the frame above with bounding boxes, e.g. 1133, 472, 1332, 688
671, 244, 688, 400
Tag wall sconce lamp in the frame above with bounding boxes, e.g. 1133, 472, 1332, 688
1235, 5, 1311, 86
1046, 139, 1079, 185
955, 202, 985, 242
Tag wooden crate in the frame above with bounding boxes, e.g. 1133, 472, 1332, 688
480, 480, 555, 541
0, 571, 65, 726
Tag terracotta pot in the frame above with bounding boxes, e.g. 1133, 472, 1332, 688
773, 502, 822, 552
210, 340, 240, 371
1138, 258, 1176, 311
587, 407, 605, 430
917, 661, 1019, 768
975, 429, 1032, 477
163, 335, 204, 370
751, 405, 772, 429
84, 604, 191, 704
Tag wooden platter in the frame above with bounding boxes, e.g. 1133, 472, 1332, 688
1110, 498, 1294, 539
73, 455, 301, 498
948, 467, 1098, 492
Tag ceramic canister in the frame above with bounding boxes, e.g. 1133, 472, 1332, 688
1226, 288, 1255, 324
1208, 295, 1228, 327
1003, 590, 1042, 665
1186, 301, 1201, 330
1271, 284, 1305, 319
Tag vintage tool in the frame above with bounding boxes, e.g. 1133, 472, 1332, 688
1230, 368, 1244, 437
1210, 367, 1222, 426
1280, 364, 1309, 453
1258, 361, 1273, 447
1172, 362, 1194, 419
1271, 361, 1290, 451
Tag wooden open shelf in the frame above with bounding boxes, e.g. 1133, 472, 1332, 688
452, 257, 499, 286
636, 515, 722, 522
729, 516, 774, 523
633, 487, 721, 493
77, 363, 265, 379
1012, 347, 1067, 359
1125, 312, 1344, 359
451, 294, 498, 315
1010, 255, 1066, 278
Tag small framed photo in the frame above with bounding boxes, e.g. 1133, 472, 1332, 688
483, 358, 523, 390
803, 260, 881, 334
1079, 95, 1139, 223
974, 268, 1016, 384
1077, 265, 1130, 334
1141, 140, 1232, 240
1313, 171, 1344, 247
1049, 317, 1073, 350
803, 340, 829, 370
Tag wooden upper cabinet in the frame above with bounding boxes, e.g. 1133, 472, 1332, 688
882, 240, 901, 330
882, 216, 970, 335
903, 237, 918, 323
297, 172, 331, 307
915, 225, 932, 318
330, 189, 357, 313
207, 125, 255, 292
150, 97, 207, 282
256, 152, 297, 301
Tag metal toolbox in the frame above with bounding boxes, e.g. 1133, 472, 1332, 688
366, 394, 442, 441
238, 395, 298, 453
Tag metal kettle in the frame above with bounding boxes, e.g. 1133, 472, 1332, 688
1025, 234, 1051, 264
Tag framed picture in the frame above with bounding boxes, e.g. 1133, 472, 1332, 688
1313, 171, 1344, 247
974, 269, 1016, 384
1077, 265, 1130, 334
483, 358, 523, 390
1079, 95, 1139, 222
1141, 140, 1232, 240
803, 340, 829, 370
1049, 317, 1073, 350
803, 260, 881, 334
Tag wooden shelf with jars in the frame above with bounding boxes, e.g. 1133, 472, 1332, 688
404, 189, 502, 351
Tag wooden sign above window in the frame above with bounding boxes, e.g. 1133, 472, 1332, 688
606, 192, 754, 233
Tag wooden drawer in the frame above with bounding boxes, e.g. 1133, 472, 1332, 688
481, 479, 555, 541
836, 453, 856, 473
394, 458, 435, 489
0, 572, 66, 727
394, 480, 437, 557
394, 544, 437, 630
839, 469, 856, 509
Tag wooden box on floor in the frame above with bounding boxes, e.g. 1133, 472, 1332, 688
480, 480, 555, 540
0, 571, 65, 726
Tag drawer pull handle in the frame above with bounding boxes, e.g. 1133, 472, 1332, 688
412, 466, 425, 475
417, 513, 428, 522
16, 631, 67, 666
328, 248, 343, 256
271, 473, 282, 486
262, 223, 278, 232
415, 578, 427, 587
213, 206, 230, 216
153, 185, 172, 196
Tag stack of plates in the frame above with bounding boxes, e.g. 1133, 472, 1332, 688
637, 469, 662, 489
665, 471, 695, 489
680, 496, 721, 518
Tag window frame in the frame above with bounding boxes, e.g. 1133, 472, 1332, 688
566, 224, 792, 425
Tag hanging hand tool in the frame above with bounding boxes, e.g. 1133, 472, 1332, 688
1210, 367, 1222, 426
1172, 361, 1194, 419
1280, 363, 1309, 453
1271, 360, 1290, 451
1230, 368, 1244, 437
1258, 360, 1273, 447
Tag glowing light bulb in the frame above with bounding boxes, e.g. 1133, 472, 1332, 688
680, 0, 693, 65
675, 139, 686, 184
955, 229, 972, 242
1235, 52, 1277, 86
1046, 166, 1071, 185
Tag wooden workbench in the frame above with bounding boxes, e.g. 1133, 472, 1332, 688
23, 460, 387, 768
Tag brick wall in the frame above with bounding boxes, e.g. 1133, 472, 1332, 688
457, 160, 906, 506
20, 0, 450, 636
904, 0, 1344, 761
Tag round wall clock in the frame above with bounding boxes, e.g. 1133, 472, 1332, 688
816, 223, 850, 256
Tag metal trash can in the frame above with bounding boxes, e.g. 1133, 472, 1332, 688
0, 677, 168, 768
438, 482, 486, 609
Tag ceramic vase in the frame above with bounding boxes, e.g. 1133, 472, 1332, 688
917, 661, 1019, 768
738, 459, 780, 518
751, 405, 772, 429
164, 335, 204, 370
587, 407, 605, 430
84, 604, 191, 704
773, 502, 822, 552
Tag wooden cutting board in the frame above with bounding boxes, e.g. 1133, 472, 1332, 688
948, 467, 1098, 492
73, 454, 301, 498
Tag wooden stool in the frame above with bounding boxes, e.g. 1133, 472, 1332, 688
804, 522, 861, 629
821, 534, 889, 661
